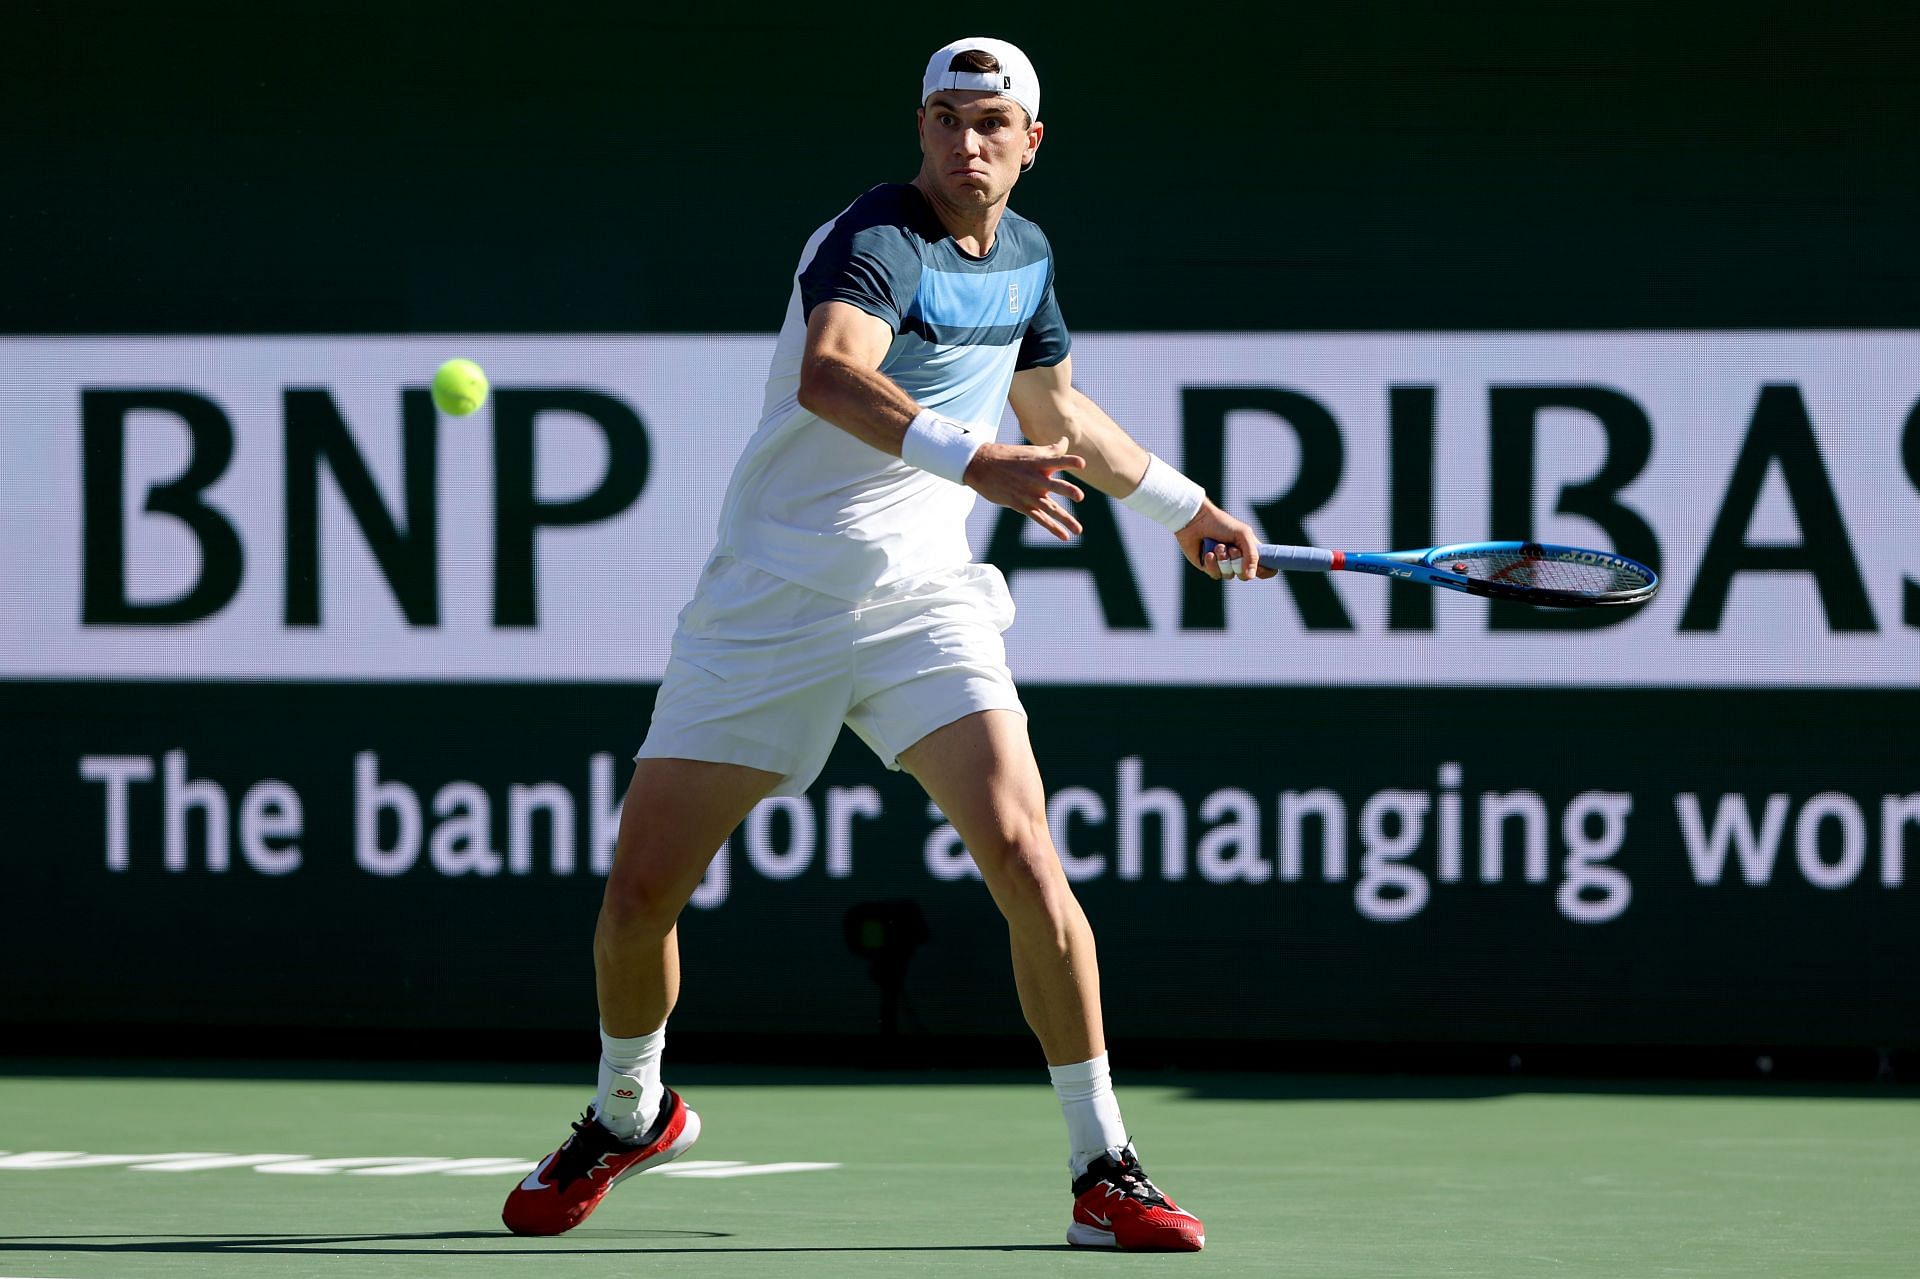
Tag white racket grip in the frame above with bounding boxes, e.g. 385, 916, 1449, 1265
1204, 537, 1339, 574
1253, 543, 1338, 573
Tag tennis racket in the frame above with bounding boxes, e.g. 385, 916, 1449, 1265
1202, 538, 1658, 608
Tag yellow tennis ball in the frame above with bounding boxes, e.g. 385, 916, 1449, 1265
432, 357, 489, 416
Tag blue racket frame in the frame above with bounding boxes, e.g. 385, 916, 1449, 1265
1203, 539, 1659, 609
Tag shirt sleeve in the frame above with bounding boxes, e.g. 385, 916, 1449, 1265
1016, 277, 1072, 369
799, 221, 921, 332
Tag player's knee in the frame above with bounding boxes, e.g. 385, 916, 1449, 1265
967, 817, 1035, 875
974, 819, 1071, 915
597, 867, 684, 938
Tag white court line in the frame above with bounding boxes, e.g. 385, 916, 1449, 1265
440, 1160, 539, 1176
0, 1152, 219, 1170
0, 1150, 840, 1179
351, 1158, 538, 1176
661, 1162, 841, 1178
133, 1154, 307, 1172
256, 1156, 449, 1175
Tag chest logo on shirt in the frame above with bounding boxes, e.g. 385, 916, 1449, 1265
1007, 281, 1020, 315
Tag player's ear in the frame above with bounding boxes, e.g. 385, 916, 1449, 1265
1021, 120, 1043, 172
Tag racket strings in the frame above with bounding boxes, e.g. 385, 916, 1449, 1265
1445, 551, 1647, 595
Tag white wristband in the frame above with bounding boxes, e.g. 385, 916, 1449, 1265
901, 409, 987, 485
1120, 453, 1206, 532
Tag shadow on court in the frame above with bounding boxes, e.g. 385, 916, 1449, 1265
0, 1232, 1074, 1257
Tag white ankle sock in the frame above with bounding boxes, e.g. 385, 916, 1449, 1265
1048, 1052, 1128, 1178
594, 1024, 665, 1141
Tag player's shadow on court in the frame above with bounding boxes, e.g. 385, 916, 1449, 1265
0, 1232, 1075, 1256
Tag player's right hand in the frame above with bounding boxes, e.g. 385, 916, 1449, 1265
963, 437, 1086, 541
1180, 504, 1277, 581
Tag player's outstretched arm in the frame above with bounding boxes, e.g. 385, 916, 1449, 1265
1008, 359, 1273, 580
796, 301, 1088, 541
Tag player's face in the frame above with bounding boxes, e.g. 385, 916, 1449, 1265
916, 91, 1041, 209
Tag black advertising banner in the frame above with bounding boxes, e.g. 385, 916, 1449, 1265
9, 682, 1915, 1047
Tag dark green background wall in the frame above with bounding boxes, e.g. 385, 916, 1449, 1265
10, 0, 1917, 334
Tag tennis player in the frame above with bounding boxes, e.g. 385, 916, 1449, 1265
503, 35, 1268, 1252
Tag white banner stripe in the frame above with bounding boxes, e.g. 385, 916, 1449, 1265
10, 332, 1912, 686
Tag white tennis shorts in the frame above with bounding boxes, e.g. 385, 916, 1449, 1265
637, 556, 1025, 796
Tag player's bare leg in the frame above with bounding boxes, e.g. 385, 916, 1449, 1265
594, 756, 781, 1036
899, 708, 1205, 1252
898, 708, 1102, 1065
503, 755, 778, 1237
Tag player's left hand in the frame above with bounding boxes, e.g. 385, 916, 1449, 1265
1176, 503, 1275, 581
963, 437, 1087, 541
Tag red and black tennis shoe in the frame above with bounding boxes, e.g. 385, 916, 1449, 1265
1066, 1143, 1205, 1251
501, 1088, 701, 1236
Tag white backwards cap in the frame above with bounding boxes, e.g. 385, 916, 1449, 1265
920, 36, 1040, 122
